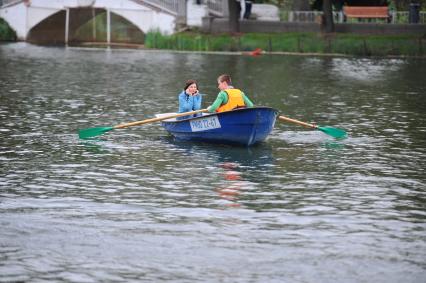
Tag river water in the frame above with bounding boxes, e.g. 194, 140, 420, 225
1, 43, 425, 282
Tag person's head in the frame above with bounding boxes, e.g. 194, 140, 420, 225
184, 79, 198, 95
217, 74, 232, 91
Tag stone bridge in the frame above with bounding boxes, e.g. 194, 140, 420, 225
0, 0, 187, 44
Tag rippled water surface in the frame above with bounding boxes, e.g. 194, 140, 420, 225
1, 43, 425, 282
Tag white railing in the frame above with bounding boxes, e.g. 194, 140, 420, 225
289, 11, 344, 23
206, 0, 228, 17
132, 0, 179, 16
289, 11, 319, 22
287, 10, 426, 24
131, 0, 186, 24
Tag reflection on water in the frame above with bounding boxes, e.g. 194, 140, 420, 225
217, 162, 244, 207
165, 140, 277, 209
80, 140, 112, 154
1, 43, 425, 282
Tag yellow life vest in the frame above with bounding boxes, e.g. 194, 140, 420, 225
216, 88, 246, 113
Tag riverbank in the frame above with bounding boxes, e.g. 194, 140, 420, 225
1, 16, 424, 57
145, 31, 425, 57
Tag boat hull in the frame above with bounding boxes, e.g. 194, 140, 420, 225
159, 107, 278, 146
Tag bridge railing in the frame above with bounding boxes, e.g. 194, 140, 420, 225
132, 0, 186, 24
133, 0, 177, 15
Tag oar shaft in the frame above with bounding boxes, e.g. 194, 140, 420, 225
278, 115, 317, 129
114, 109, 209, 129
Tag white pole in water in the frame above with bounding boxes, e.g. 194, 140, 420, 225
65, 8, 69, 45
106, 8, 111, 47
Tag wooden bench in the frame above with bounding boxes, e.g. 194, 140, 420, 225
343, 6, 390, 22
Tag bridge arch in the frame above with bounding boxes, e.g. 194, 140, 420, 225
27, 8, 148, 45
27, 9, 66, 44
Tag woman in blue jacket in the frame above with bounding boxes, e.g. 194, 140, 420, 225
178, 79, 203, 120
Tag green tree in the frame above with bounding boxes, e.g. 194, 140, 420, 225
228, 0, 239, 33
0, 18, 16, 41
322, 0, 334, 32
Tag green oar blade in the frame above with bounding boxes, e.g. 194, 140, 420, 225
78, 126, 114, 139
318, 126, 347, 139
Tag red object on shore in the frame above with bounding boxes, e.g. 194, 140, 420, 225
250, 48, 262, 56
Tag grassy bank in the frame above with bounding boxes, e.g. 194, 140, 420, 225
0, 18, 16, 41
145, 31, 425, 57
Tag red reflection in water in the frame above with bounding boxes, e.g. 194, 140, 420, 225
216, 162, 244, 207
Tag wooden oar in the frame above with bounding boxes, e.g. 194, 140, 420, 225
78, 109, 209, 139
278, 115, 347, 139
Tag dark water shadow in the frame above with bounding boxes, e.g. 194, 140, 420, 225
158, 135, 275, 168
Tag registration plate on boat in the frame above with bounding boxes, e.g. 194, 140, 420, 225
190, 116, 221, 132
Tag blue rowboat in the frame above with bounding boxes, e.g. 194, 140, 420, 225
157, 107, 278, 146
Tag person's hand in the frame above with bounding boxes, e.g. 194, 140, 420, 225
186, 84, 198, 96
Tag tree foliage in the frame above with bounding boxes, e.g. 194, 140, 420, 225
228, 0, 239, 33
0, 18, 16, 41
322, 0, 334, 32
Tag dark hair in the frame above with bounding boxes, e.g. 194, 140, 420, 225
184, 79, 198, 91
217, 74, 231, 84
